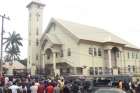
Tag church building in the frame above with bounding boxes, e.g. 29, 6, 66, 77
27, 1, 140, 77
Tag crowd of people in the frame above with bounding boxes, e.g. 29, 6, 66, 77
113, 79, 140, 93
0, 74, 72, 93
0, 74, 91, 93
0, 74, 140, 93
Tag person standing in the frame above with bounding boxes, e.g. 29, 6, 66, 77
30, 82, 38, 93
118, 80, 123, 89
46, 83, 54, 93
37, 82, 45, 93
20, 84, 27, 93
26, 80, 31, 93
58, 79, 64, 93
9, 82, 20, 93
53, 84, 60, 93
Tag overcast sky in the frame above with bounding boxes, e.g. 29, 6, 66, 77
0, 0, 140, 59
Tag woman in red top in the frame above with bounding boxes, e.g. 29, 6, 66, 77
46, 83, 54, 93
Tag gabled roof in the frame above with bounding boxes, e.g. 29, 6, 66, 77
44, 18, 139, 49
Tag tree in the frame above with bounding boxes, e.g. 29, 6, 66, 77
4, 31, 23, 63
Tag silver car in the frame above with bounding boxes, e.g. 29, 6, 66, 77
94, 88, 126, 93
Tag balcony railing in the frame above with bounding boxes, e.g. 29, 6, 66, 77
118, 67, 140, 75
89, 67, 140, 76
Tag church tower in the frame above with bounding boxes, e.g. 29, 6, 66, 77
26, 0, 45, 75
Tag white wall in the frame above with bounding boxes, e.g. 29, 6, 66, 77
46, 23, 80, 67
27, 2, 45, 75
79, 43, 104, 68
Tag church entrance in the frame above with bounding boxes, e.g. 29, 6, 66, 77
111, 47, 119, 68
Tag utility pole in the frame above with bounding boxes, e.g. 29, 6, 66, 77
0, 14, 10, 75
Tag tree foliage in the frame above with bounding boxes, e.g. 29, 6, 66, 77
4, 31, 23, 62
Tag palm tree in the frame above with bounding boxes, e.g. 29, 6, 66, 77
5, 47, 20, 62
4, 31, 23, 63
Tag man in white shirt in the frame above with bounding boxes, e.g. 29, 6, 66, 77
30, 82, 38, 93
9, 82, 20, 93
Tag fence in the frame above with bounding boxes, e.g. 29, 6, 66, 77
89, 67, 140, 76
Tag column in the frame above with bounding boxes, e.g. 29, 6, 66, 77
108, 49, 112, 68
42, 53, 45, 74
120, 51, 123, 67
108, 49, 112, 74
42, 53, 45, 69
120, 51, 124, 74
122, 50, 126, 73
53, 52, 56, 76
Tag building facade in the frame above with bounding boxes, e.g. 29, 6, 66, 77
39, 18, 140, 77
27, 1, 140, 77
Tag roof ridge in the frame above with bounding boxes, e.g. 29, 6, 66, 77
54, 18, 107, 32
46, 18, 139, 49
